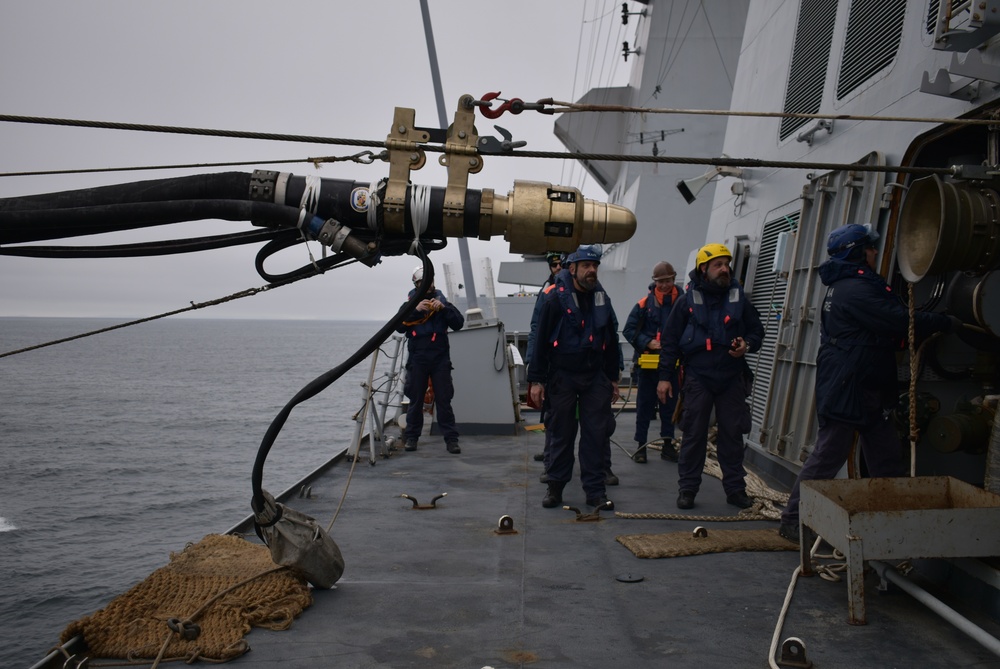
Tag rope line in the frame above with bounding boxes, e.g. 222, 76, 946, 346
0, 274, 313, 359
0, 150, 382, 178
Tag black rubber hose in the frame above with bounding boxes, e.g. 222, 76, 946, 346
0, 172, 252, 211
0, 199, 302, 244
250, 249, 435, 513
0, 228, 283, 258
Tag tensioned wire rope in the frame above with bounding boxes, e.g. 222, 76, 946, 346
0, 112, 972, 177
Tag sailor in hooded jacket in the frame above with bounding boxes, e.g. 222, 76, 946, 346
528, 245, 621, 510
779, 224, 956, 542
657, 243, 764, 510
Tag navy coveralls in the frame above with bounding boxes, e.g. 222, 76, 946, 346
781, 259, 951, 525
528, 271, 620, 501
397, 288, 464, 443
623, 283, 679, 446
658, 272, 764, 496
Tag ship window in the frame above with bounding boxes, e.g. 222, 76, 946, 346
780, 0, 838, 141
836, 0, 906, 100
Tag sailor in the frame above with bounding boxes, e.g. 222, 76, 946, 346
778, 224, 957, 543
656, 243, 764, 510
528, 245, 621, 510
527, 252, 564, 464
623, 261, 680, 463
397, 266, 465, 454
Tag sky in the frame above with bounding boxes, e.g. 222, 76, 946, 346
0, 0, 635, 322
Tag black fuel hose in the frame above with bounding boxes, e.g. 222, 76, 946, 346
250, 249, 435, 514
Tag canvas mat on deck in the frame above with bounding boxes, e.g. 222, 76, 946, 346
617, 528, 796, 558
61, 533, 312, 662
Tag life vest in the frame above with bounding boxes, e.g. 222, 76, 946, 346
548, 277, 612, 353
679, 284, 745, 355
403, 288, 450, 342
636, 284, 678, 337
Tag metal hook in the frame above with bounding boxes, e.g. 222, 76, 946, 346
478, 91, 525, 120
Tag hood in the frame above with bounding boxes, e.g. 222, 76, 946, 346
818, 258, 869, 286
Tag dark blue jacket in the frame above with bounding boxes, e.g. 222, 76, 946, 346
658, 270, 764, 393
623, 283, 679, 363
527, 270, 620, 383
526, 274, 558, 367
396, 288, 464, 364
813, 258, 951, 425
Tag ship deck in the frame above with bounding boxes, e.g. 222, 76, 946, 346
44, 409, 1000, 668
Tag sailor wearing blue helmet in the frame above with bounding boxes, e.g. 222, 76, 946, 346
528, 245, 621, 510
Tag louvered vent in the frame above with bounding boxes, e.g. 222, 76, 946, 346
745, 215, 795, 429
836, 0, 906, 99
780, 0, 838, 141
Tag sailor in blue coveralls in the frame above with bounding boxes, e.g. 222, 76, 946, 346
623, 261, 681, 463
778, 224, 956, 543
657, 243, 764, 510
397, 266, 465, 454
528, 245, 621, 510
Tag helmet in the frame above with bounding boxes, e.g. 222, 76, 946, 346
652, 261, 676, 281
566, 244, 602, 265
827, 224, 879, 260
412, 265, 424, 283
696, 243, 732, 268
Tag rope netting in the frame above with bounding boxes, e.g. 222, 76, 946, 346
61, 534, 312, 663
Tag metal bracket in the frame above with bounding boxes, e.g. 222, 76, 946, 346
564, 505, 608, 521
918, 50, 1000, 101
439, 94, 482, 238
400, 492, 447, 509
932, 0, 1000, 52
495, 514, 518, 535
778, 637, 812, 668
383, 108, 429, 237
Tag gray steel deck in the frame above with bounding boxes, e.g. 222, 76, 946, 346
220, 410, 1000, 669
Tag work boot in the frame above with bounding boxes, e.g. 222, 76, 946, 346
539, 471, 551, 483
633, 445, 647, 464
446, 439, 461, 454
677, 490, 696, 509
660, 442, 678, 462
587, 496, 615, 511
542, 483, 564, 508
605, 469, 619, 486
779, 522, 800, 544
726, 490, 753, 509
404, 439, 418, 452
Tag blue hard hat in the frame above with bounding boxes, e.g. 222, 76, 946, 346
827, 224, 879, 260
566, 244, 602, 264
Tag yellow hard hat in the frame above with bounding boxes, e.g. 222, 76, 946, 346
696, 243, 732, 268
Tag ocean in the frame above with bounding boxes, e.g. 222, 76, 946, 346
0, 317, 388, 667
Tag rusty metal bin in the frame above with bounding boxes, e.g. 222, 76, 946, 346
799, 476, 1000, 624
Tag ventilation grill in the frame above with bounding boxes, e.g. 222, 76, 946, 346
781, 0, 838, 141
836, 0, 906, 99
745, 215, 796, 429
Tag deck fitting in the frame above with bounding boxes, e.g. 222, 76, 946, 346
495, 514, 518, 535
400, 492, 447, 509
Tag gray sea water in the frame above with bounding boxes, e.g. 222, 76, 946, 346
0, 317, 386, 667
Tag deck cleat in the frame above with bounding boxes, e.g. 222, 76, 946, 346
400, 492, 448, 509
495, 515, 518, 535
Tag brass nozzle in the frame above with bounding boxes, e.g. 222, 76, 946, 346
480, 181, 636, 254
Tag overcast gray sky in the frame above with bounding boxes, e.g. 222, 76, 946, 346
0, 0, 632, 322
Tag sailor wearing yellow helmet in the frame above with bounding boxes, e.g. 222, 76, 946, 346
656, 243, 764, 510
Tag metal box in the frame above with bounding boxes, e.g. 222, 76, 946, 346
799, 476, 1000, 624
